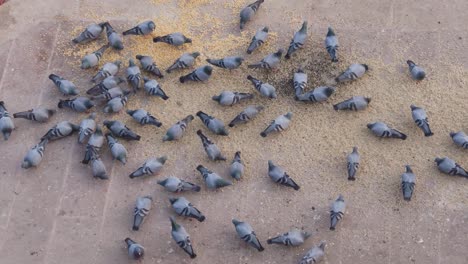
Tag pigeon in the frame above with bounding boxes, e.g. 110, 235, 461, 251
247, 27, 268, 54
239, 0, 264, 30
90, 154, 109, 180
450, 131, 468, 149
196, 111, 229, 136
260, 112, 292, 137
407, 60, 426, 80
136, 55, 163, 78
230, 151, 244, 180
92, 60, 121, 83
285, 21, 308, 59
103, 96, 127, 113
232, 219, 264, 251
21, 139, 48, 169
170, 197, 206, 222
330, 195, 345, 230
48, 74, 79, 95
103, 120, 141, 141
122, 20, 155, 35
153, 32, 192, 46
293, 68, 307, 97
102, 22, 123, 50
13, 107, 55, 123
124, 238, 145, 260
82, 125, 104, 164
166, 52, 200, 73
248, 49, 283, 69
92, 87, 129, 101
401, 165, 415, 201
72, 23, 104, 44
179, 65, 213, 83
434, 157, 468, 178
411, 105, 433, 137
267, 229, 311, 246
247, 75, 277, 98
196, 130, 226, 161
41, 121, 79, 141
170, 216, 197, 259
325, 27, 339, 62
157, 176, 201, 193
346, 147, 359, 181
86, 76, 125, 95
206, 56, 244, 69
133, 195, 152, 231
78, 113, 97, 144
143, 77, 169, 99
196, 165, 232, 189
299, 241, 326, 264
212, 91, 253, 106
333, 96, 371, 111
129, 156, 167, 178
335, 64, 368, 83
268, 160, 300, 190
105, 133, 127, 164
367, 122, 407, 140
228, 105, 264, 127
126, 109, 162, 127
296, 86, 335, 102
162, 115, 194, 142
58, 97, 95, 113
81, 44, 109, 69
126, 59, 142, 93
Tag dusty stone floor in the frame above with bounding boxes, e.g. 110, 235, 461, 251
0, 0, 467, 263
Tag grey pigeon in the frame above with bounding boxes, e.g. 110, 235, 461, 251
136, 55, 163, 78
411, 104, 433, 137
212, 91, 253, 106
81, 44, 109, 69
206, 56, 244, 69
333, 96, 371, 111
247, 27, 268, 54
267, 229, 311, 246
103, 96, 127, 113
102, 22, 123, 50
325, 27, 339, 62
407, 60, 426, 80
228, 105, 264, 127
401, 165, 415, 201
346, 147, 359, 181
92, 60, 121, 83
41, 121, 79, 141
103, 120, 141, 141
196, 111, 229, 136
248, 49, 283, 69
143, 77, 169, 99
296, 86, 335, 102
166, 52, 200, 73
82, 125, 104, 164
170, 197, 206, 222
450, 131, 468, 149
170, 216, 197, 259
434, 157, 468, 178
293, 68, 307, 97
13, 107, 55, 123
21, 139, 48, 169
230, 151, 244, 180
157, 176, 201, 193
285, 21, 308, 59
232, 219, 264, 251
299, 241, 326, 264
48, 74, 79, 95
133, 195, 152, 231
179, 65, 212, 83
162, 115, 194, 141
126, 109, 162, 127
196, 130, 226, 161
122, 20, 155, 36
78, 113, 97, 144
153, 32, 192, 46
58, 97, 95, 113
105, 133, 127, 164
129, 156, 167, 178
124, 238, 145, 260
86, 76, 125, 95
239, 0, 264, 30
92, 87, 129, 101
126, 59, 142, 93
335, 63, 368, 83
72, 23, 104, 44
367, 122, 407, 140
90, 154, 109, 180
260, 112, 292, 137
247, 75, 277, 98
196, 165, 232, 189
330, 195, 345, 230
268, 160, 300, 190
